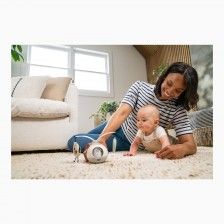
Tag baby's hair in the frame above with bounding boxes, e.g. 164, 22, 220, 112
139, 104, 160, 119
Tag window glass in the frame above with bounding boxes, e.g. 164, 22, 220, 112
75, 70, 107, 91
75, 53, 107, 73
30, 46, 68, 68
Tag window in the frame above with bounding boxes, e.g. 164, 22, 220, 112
27, 45, 113, 97
28, 46, 69, 77
74, 49, 110, 93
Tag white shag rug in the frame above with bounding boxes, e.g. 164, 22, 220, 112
11, 147, 212, 179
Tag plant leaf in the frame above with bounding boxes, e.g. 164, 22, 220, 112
18, 52, 24, 61
11, 50, 19, 62
17, 45, 23, 53
11, 46, 24, 62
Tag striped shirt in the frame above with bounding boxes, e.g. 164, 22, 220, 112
121, 80, 192, 144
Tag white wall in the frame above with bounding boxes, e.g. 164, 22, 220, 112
77, 45, 147, 132
11, 45, 147, 132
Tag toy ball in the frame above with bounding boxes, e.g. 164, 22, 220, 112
83, 142, 109, 164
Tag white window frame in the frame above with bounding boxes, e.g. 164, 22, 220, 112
27, 45, 114, 97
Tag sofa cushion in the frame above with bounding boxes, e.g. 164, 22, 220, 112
41, 77, 72, 101
11, 76, 49, 98
11, 98, 70, 119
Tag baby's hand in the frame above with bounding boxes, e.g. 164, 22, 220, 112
123, 151, 136, 156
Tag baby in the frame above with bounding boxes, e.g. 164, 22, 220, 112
124, 105, 170, 156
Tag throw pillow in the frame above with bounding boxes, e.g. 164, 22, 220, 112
11, 76, 49, 98
41, 77, 72, 101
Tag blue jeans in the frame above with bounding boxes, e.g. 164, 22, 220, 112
67, 122, 130, 152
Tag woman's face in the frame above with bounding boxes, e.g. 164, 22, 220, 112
160, 73, 186, 100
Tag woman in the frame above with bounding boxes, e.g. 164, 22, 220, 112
68, 62, 199, 159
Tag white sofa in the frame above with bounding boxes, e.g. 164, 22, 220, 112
11, 76, 78, 151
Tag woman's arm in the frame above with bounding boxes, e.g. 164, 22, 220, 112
97, 103, 132, 145
155, 134, 196, 159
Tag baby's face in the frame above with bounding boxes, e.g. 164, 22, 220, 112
137, 110, 158, 135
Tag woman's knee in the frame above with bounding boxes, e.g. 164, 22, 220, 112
67, 135, 76, 151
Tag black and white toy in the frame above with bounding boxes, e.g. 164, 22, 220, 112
83, 142, 108, 163
73, 132, 116, 164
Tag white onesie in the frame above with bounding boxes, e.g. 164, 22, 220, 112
136, 125, 167, 152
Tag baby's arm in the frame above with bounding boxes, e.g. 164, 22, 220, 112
159, 134, 171, 149
123, 136, 142, 156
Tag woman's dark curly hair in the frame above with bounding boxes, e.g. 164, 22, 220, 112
154, 62, 199, 111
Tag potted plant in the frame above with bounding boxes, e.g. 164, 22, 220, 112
90, 101, 119, 127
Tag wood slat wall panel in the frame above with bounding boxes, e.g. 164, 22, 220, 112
134, 45, 191, 83
134, 45, 160, 58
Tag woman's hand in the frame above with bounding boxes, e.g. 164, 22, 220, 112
155, 134, 197, 159
155, 144, 186, 159
97, 139, 107, 147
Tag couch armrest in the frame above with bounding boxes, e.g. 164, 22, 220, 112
64, 81, 78, 125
